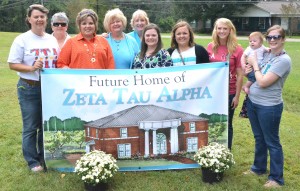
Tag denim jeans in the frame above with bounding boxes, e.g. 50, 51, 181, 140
247, 99, 284, 185
228, 94, 235, 150
17, 79, 44, 169
247, 70, 256, 83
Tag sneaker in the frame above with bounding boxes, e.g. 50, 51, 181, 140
31, 165, 44, 172
243, 169, 261, 175
264, 180, 282, 188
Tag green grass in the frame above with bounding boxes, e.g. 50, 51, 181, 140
47, 159, 74, 168
1, 32, 300, 191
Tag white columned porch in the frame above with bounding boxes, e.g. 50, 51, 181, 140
139, 118, 181, 156
170, 127, 179, 154
144, 130, 149, 157
152, 130, 157, 155
174, 127, 179, 152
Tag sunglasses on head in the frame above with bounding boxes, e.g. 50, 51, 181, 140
53, 23, 67, 27
29, 4, 45, 10
79, 10, 95, 16
266, 35, 282, 41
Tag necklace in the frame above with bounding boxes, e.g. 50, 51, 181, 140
84, 43, 97, 63
177, 49, 186, 65
110, 33, 124, 51
260, 50, 285, 69
113, 39, 121, 51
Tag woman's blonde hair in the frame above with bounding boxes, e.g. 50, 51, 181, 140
130, 9, 149, 30
76, 9, 98, 33
211, 18, 239, 55
103, 8, 127, 33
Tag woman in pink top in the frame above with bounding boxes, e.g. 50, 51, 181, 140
207, 18, 243, 150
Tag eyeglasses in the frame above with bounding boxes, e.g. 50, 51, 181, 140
53, 23, 67, 27
266, 35, 282, 41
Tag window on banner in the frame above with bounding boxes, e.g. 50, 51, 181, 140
120, 128, 128, 138
118, 143, 131, 158
87, 127, 90, 137
96, 129, 99, 139
189, 122, 195, 132
187, 137, 198, 152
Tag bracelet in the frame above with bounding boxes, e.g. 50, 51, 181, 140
254, 70, 260, 73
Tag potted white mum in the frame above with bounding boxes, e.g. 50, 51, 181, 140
194, 142, 235, 183
75, 150, 118, 190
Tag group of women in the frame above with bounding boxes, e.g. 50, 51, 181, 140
7, 4, 291, 189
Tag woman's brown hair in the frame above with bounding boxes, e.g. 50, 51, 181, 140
139, 23, 163, 59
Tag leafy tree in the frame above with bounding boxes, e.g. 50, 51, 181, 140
199, 113, 227, 123
45, 141, 59, 158
89, 0, 111, 33
44, 116, 85, 131
280, 1, 300, 36
46, 116, 63, 131
171, 0, 252, 32
44, 131, 71, 158
0, 0, 28, 32
63, 0, 89, 34
157, 16, 175, 33
72, 130, 86, 148
64, 117, 85, 131
208, 122, 226, 142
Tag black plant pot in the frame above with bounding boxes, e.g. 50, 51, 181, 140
84, 182, 108, 191
201, 168, 224, 184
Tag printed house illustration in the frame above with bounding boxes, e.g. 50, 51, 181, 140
84, 105, 208, 159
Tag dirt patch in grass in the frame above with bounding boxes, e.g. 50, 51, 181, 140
163, 155, 196, 164
64, 154, 82, 165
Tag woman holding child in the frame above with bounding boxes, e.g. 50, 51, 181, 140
244, 25, 291, 188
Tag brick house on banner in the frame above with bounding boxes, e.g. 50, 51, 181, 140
84, 105, 209, 159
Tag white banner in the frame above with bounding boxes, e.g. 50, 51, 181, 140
41, 62, 228, 172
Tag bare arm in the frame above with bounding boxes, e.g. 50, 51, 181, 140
9, 60, 43, 73
241, 53, 247, 75
231, 67, 243, 109
247, 55, 280, 88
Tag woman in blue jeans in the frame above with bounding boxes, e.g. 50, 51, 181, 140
7, 4, 59, 172
245, 25, 291, 188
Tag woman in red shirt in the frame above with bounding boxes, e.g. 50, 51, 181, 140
207, 18, 244, 150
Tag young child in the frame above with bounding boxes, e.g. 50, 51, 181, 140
241, 32, 267, 94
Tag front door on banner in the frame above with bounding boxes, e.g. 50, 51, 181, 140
157, 133, 167, 154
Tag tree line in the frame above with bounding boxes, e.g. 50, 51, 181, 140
44, 116, 86, 131
0, 0, 263, 34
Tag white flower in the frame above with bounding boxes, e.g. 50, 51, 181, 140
194, 142, 235, 173
75, 150, 119, 185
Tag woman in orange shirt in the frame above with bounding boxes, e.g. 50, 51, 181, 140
57, 9, 115, 69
